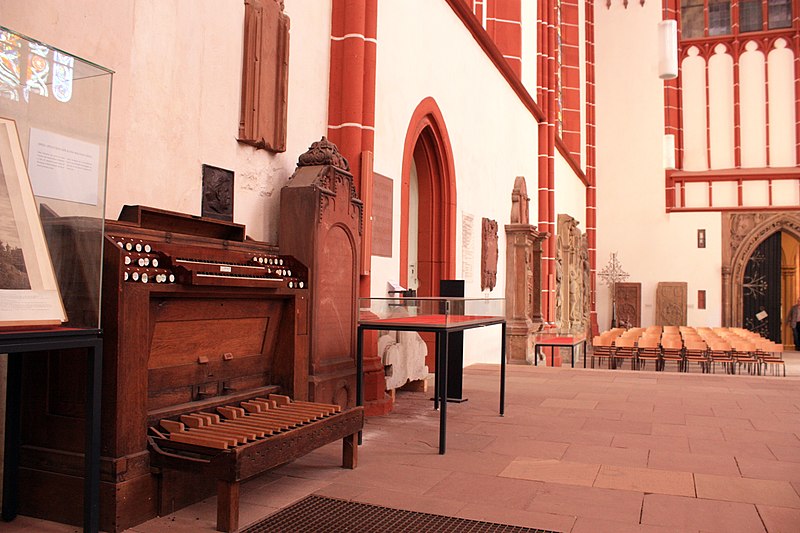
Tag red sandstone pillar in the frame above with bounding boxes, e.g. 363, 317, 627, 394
328, 0, 390, 415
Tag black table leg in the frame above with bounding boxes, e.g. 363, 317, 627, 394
356, 326, 364, 445
438, 331, 448, 455
500, 322, 506, 416
84, 342, 102, 533
2, 353, 21, 522
433, 332, 446, 411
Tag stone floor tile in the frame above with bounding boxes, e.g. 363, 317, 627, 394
685, 414, 755, 429
689, 437, 773, 456
652, 422, 724, 440
561, 442, 650, 468
721, 427, 800, 446
525, 483, 644, 523
594, 464, 695, 496
571, 516, 680, 533
456, 503, 576, 533
539, 397, 599, 410
641, 494, 765, 532
767, 443, 800, 463
736, 455, 800, 482
647, 449, 740, 476
499, 458, 601, 487
612, 433, 691, 452
350, 486, 466, 517
424, 471, 541, 510
756, 504, 800, 533
694, 473, 800, 507
482, 436, 569, 459
582, 417, 653, 435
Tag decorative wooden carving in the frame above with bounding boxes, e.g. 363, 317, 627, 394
722, 212, 800, 327
615, 282, 641, 327
201, 164, 234, 221
280, 137, 363, 408
656, 282, 688, 326
481, 217, 498, 291
505, 177, 548, 364
238, 0, 289, 152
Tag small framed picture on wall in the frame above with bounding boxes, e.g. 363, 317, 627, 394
697, 229, 706, 248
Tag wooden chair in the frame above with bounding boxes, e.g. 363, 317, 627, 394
757, 341, 785, 377
683, 339, 709, 373
731, 339, 758, 375
660, 336, 684, 372
612, 336, 638, 370
708, 339, 735, 374
591, 335, 616, 369
636, 335, 660, 371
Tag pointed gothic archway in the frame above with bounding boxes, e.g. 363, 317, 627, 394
722, 212, 800, 335
399, 97, 457, 295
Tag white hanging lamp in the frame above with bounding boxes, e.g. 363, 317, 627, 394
658, 19, 678, 79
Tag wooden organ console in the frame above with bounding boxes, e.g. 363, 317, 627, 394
17, 206, 363, 532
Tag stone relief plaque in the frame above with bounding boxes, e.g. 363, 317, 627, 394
656, 282, 688, 326
371, 173, 392, 257
201, 164, 234, 222
481, 217, 498, 291
615, 282, 641, 327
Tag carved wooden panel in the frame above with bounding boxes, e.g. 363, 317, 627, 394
481, 218, 498, 291
201, 164, 234, 221
280, 137, 362, 407
656, 282, 688, 326
615, 282, 641, 328
239, 0, 289, 152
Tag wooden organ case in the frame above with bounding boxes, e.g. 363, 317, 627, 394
17, 206, 362, 532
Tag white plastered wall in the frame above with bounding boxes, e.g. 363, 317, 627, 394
0, 0, 333, 243
370, 0, 543, 365
594, 2, 722, 330
555, 152, 587, 230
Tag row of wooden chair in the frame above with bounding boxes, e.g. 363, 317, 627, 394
590, 326, 785, 375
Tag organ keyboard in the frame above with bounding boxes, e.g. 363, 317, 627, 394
148, 394, 363, 532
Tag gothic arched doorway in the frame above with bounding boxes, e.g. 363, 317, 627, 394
723, 212, 800, 348
400, 98, 456, 295
400, 98, 457, 367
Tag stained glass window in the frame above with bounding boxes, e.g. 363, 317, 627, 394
0, 29, 73, 104
681, 0, 706, 39
740, 0, 763, 32
768, 0, 792, 29
708, 0, 731, 36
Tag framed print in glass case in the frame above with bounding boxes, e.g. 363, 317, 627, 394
0, 116, 65, 327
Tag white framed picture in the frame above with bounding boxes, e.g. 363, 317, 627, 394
0, 117, 65, 327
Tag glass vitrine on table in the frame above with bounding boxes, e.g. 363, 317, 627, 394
357, 297, 506, 454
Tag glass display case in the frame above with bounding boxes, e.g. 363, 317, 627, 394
0, 26, 112, 329
358, 297, 506, 455
359, 297, 506, 329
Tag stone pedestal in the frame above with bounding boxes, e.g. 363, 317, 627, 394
504, 177, 548, 364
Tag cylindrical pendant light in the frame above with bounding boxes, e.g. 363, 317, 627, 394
663, 134, 676, 169
658, 19, 678, 80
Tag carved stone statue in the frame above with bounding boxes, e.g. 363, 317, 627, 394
481, 218, 499, 291
510, 176, 530, 224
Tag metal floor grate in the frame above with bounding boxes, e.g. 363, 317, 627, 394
242, 495, 559, 533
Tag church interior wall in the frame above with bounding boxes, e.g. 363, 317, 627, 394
554, 151, 587, 229
371, 0, 543, 364
0, 0, 335, 243
593, 1, 723, 330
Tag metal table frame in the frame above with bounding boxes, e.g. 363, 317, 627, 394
357, 316, 506, 454
1, 328, 102, 533
534, 336, 587, 368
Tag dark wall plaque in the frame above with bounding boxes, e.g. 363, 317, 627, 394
371, 173, 393, 257
202, 164, 234, 221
